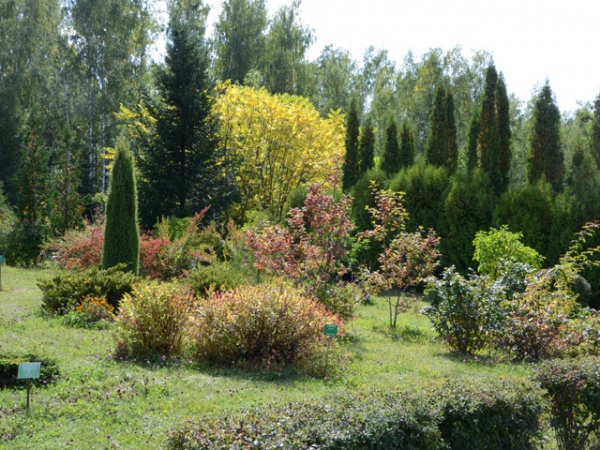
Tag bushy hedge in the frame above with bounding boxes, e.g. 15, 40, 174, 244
167, 381, 544, 450
0, 354, 59, 389
38, 265, 137, 315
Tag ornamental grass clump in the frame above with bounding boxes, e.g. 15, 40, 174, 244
192, 281, 342, 368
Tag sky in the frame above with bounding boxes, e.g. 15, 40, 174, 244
203, 0, 600, 113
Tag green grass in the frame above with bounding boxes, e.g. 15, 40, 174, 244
0, 267, 537, 449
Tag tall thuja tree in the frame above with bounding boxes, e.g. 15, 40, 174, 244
425, 85, 446, 168
381, 120, 401, 177
496, 75, 511, 190
139, 1, 235, 227
214, 0, 267, 84
359, 117, 375, 176
342, 98, 361, 191
426, 85, 457, 173
528, 82, 564, 193
592, 91, 600, 169
399, 121, 415, 170
444, 89, 458, 173
102, 137, 139, 274
479, 65, 512, 195
467, 108, 481, 171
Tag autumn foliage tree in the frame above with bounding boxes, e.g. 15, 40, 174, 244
359, 186, 440, 329
213, 82, 345, 222
247, 176, 355, 317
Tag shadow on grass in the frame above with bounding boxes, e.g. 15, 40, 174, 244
370, 323, 431, 343
435, 349, 515, 367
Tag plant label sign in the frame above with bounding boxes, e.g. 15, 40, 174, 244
18, 362, 41, 379
324, 324, 338, 337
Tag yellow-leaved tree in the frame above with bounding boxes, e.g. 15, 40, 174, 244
213, 82, 345, 222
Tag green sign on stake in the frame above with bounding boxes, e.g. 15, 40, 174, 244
323, 324, 338, 378
18, 362, 41, 411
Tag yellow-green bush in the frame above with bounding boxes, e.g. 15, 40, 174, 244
115, 281, 194, 358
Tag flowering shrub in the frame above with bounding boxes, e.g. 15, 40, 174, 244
192, 281, 342, 368
114, 282, 194, 359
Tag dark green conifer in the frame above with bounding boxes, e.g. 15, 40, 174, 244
467, 108, 481, 171
359, 118, 375, 175
342, 98, 361, 191
102, 137, 139, 274
528, 82, 564, 193
496, 75, 511, 192
444, 89, 458, 173
399, 121, 415, 169
381, 120, 401, 177
426, 86, 447, 168
592, 91, 600, 169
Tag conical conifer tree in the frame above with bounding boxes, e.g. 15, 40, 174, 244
359, 118, 375, 175
102, 137, 139, 274
444, 89, 458, 173
467, 108, 481, 171
381, 120, 401, 177
342, 98, 361, 191
528, 82, 564, 193
496, 75, 511, 192
399, 121, 415, 170
426, 86, 447, 168
592, 91, 600, 169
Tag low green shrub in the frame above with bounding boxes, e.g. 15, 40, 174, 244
168, 391, 442, 450
114, 281, 194, 359
436, 380, 545, 450
423, 267, 505, 354
536, 357, 600, 450
187, 262, 247, 296
3, 221, 47, 267
0, 354, 59, 389
38, 265, 137, 315
167, 381, 545, 450
192, 281, 342, 368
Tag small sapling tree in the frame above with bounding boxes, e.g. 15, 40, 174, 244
359, 185, 440, 329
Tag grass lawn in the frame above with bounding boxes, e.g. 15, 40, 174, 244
0, 266, 539, 449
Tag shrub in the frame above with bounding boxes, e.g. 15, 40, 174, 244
167, 382, 545, 450
423, 267, 506, 355
3, 220, 47, 267
38, 265, 136, 315
59, 295, 115, 330
192, 281, 342, 368
436, 380, 545, 450
500, 275, 579, 361
536, 358, 600, 450
168, 390, 442, 450
0, 354, 59, 389
114, 281, 194, 358
187, 262, 247, 296
49, 216, 104, 270
473, 225, 544, 278
138, 234, 172, 279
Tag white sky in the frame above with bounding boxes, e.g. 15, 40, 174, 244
204, 0, 600, 113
